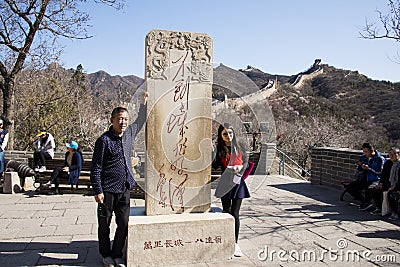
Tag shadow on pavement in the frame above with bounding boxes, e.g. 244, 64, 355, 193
0, 240, 99, 266
269, 182, 400, 227
357, 229, 400, 240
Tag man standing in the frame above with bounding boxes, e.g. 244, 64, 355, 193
0, 119, 9, 178
91, 92, 147, 267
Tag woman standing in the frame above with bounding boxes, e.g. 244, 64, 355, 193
45, 140, 82, 195
213, 123, 250, 257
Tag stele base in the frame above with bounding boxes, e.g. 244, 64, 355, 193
127, 207, 235, 267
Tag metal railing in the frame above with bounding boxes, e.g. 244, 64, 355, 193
272, 147, 311, 180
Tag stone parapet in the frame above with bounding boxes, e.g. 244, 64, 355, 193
255, 143, 276, 175
4, 150, 93, 163
311, 147, 361, 189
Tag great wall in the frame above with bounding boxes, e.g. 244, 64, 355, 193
212, 59, 324, 117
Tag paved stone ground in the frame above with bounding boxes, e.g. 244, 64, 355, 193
0, 175, 399, 266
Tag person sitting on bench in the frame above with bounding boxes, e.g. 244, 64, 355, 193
346, 143, 385, 211
33, 130, 55, 172
45, 140, 83, 195
366, 148, 397, 215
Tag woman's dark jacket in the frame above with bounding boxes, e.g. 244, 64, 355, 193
64, 151, 82, 185
212, 144, 250, 199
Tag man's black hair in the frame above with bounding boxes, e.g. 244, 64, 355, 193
362, 142, 373, 151
111, 107, 128, 117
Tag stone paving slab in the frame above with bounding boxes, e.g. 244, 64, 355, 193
0, 174, 399, 266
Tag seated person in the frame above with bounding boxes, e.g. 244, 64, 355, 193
367, 149, 397, 214
45, 141, 82, 195
346, 143, 385, 210
33, 130, 55, 172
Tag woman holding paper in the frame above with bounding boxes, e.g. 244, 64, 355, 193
213, 123, 251, 257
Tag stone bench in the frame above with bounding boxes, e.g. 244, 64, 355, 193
27, 158, 145, 199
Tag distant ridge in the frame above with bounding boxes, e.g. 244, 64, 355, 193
73, 59, 400, 147
86, 71, 143, 99
241, 60, 400, 147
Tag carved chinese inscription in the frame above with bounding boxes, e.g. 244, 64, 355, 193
145, 30, 213, 215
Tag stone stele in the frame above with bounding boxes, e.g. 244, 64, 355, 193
145, 29, 213, 215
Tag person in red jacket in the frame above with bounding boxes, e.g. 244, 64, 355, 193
212, 123, 250, 257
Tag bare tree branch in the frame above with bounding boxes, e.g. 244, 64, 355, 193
0, 0, 125, 148
360, 0, 400, 42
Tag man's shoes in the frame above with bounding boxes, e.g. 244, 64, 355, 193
114, 258, 126, 267
349, 202, 360, 207
102, 256, 115, 267
358, 202, 367, 209
370, 208, 382, 215
388, 213, 399, 221
48, 189, 59, 195
38, 166, 46, 172
359, 203, 374, 211
234, 243, 243, 257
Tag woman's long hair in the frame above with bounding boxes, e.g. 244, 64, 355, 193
216, 123, 241, 157
77, 146, 84, 163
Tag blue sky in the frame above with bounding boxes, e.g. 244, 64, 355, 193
60, 0, 399, 82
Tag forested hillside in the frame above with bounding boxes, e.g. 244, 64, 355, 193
241, 63, 400, 168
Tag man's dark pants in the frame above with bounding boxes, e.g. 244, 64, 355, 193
97, 189, 130, 259
347, 179, 373, 203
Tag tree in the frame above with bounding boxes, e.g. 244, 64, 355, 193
69, 64, 110, 150
14, 63, 119, 151
361, 0, 400, 42
0, 0, 124, 148
276, 115, 374, 171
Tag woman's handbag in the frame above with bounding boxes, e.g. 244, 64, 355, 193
243, 162, 254, 180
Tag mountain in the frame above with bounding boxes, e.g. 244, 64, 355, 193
241, 60, 400, 148
80, 59, 400, 149
213, 64, 260, 97
85, 70, 144, 101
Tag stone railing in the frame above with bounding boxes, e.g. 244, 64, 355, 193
4, 150, 94, 164
311, 147, 361, 189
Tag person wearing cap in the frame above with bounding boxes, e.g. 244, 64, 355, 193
33, 130, 55, 172
0, 119, 9, 178
91, 92, 147, 267
44, 140, 82, 195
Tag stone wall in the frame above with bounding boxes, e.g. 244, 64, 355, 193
4, 150, 32, 163
311, 147, 361, 189
4, 150, 94, 164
